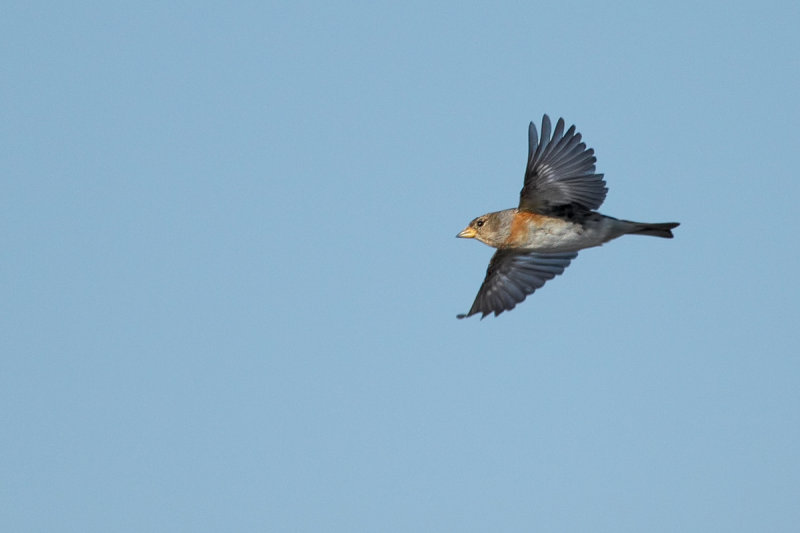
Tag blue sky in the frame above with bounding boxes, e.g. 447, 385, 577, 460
2, 1, 799, 531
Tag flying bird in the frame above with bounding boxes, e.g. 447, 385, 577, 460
457, 115, 679, 319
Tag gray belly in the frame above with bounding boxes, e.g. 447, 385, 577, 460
521, 216, 627, 253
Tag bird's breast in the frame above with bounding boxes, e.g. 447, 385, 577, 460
505, 210, 612, 252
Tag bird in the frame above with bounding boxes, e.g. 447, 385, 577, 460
456, 114, 679, 319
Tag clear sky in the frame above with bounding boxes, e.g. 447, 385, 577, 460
3, 1, 799, 532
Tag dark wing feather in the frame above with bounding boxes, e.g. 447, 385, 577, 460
520, 115, 607, 213
457, 250, 578, 319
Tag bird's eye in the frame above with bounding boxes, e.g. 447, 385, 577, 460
476, 219, 485, 228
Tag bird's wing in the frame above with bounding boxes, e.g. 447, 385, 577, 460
519, 115, 607, 214
458, 250, 578, 319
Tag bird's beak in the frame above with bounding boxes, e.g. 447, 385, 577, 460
457, 226, 477, 239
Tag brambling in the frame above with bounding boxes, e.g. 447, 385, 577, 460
457, 115, 679, 319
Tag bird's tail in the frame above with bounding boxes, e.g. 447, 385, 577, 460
624, 221, 680, 238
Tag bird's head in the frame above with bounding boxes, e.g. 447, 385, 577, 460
456, 210, 513, 248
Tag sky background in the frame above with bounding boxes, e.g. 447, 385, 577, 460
2, 1, 799, 531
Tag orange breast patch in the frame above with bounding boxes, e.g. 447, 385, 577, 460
506, 210, 549, 246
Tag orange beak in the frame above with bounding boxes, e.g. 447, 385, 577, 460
457, 226, 477, 238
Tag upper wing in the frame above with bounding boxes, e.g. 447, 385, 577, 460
457, 250, 578, 319
519, 115, 607, 213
